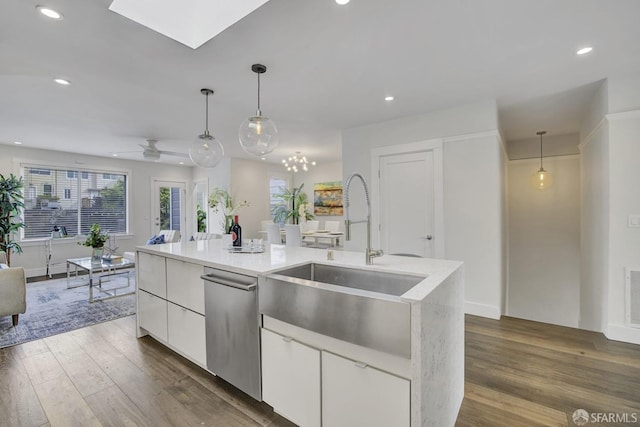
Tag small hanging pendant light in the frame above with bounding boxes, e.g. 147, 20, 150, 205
190, 88, 224, 168
238, 64, 279, 156
531, 131, 553, 190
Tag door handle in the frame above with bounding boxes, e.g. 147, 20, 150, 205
420, 235, 433, 240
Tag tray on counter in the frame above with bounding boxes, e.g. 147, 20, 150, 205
227, 245, 265, 254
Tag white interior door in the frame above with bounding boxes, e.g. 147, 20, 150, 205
379, 151, 434, 258
152, 180, 186, 236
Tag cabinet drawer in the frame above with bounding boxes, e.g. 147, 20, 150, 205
166, 258, 204, 314
167, 302, 206, 366
137, 252, 167, 298
322, 351, 410, 427
261, 329, 321, 427
138, 290, 167, 341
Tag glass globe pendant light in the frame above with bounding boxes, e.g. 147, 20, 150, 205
238, 64, 278, 156
531, 130, 553, 190
189, 88, 224, 168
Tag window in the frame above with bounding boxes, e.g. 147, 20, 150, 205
22, 166, 128, 239
29, 168, 50, 175
269, 176, 289, 223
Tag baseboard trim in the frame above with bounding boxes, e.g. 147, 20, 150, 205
605, 323, 640, 345
465, 301, 501, 320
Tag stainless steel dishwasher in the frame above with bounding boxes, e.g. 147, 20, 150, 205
201, 267, 261, 401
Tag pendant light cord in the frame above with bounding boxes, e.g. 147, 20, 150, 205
257, 72, 261, 115
539, 133, 543, 170
205, 92, 209, 133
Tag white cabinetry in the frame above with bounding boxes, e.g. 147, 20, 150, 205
261, 329, 321, 427
137, 252, 166, 298
322, 351, 410, 427
167, 302, 206, 365
138, 290, 168, 341
166, 258, 205, 314
136, 251, 206, 368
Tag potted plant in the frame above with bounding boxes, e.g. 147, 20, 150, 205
208, 187, 250, 233
79, 223, 108, 262
272, 184, 314, 225
0, 173, 25, 267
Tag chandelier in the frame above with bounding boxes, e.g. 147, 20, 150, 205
282, 152, 316, 173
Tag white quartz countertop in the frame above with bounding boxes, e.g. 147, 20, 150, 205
136, 240, 462, 303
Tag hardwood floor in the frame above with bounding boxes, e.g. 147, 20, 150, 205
457, 315, 640, 427
1, 314, 639, 426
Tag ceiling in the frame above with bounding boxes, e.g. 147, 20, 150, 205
1, 0, 639, 166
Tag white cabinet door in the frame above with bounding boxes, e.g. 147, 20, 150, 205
167, 302, 206, 366
138, 290, 168, 341
322, 351, 410, 427
166, 258, 205, 314
261, 329, 321, 427
137, 252, 167, 298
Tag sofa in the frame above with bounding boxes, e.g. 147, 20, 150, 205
0, 253, 26, 327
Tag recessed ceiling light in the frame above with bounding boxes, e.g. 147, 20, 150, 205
576, 47, 593, 55
54, 78, 70, 85
112, 153, 118, 157
261, 157, 266, 160
37, 5, 63, 20
14, 141, 23, 145
179, 161, 185, 165
385, 96, 394, 101
336, 0, 350, 5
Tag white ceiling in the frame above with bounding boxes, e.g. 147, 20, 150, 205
1, 0, 639, 166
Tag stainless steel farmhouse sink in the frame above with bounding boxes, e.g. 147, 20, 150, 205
259, 263, 426, 358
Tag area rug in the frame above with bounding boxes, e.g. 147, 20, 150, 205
0, 274, 136, 348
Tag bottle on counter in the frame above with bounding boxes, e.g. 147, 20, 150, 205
231, 215, 242, 247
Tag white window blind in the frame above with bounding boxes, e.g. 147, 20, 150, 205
22, 166, 127, 239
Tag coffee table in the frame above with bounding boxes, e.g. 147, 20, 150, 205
66, 257, 135, 302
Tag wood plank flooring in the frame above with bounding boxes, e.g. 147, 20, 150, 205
1, 314, 639, 426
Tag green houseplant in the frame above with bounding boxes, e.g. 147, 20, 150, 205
208, 187, 250, 232
272, 184, 314, 225
0, 173, 25, 266
79, 223, 108, 262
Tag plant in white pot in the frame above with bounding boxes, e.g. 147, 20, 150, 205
0, 173, 25, 267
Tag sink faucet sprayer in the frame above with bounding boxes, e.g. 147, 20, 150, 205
343, 173, 383, 265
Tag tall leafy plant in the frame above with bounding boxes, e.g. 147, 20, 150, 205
0, 173, 25, 266
272, 184, 314, 225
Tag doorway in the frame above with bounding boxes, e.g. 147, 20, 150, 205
152, 180, 186, 236
371, 140, 444, 258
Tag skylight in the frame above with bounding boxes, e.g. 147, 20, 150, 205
108, 0, 270, 49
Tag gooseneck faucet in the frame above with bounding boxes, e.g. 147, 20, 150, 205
343, 173, 383, 265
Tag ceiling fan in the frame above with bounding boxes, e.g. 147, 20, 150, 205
115, 139, 189, 161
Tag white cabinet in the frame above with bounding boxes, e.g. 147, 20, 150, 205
322, 351, 410, 427
137, 251, 206, 367
137, 252, 167, 298
261, 329, 321, 427
166, 258, 204, 314
138, 290, 168, 341
167, 302, 206, 365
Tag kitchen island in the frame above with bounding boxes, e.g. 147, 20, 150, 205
135, 239, 464, 427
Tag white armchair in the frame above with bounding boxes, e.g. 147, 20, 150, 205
0, 266, 26, 326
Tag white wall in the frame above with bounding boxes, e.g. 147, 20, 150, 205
341, 100, 505, 318
507, 156, 581, 327
230, 158, 291, 239
0, 144, 192, 277
293, 161, 343, 230
606, 112, 640, 343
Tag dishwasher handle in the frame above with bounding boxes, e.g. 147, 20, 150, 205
201, 274, 257, 292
